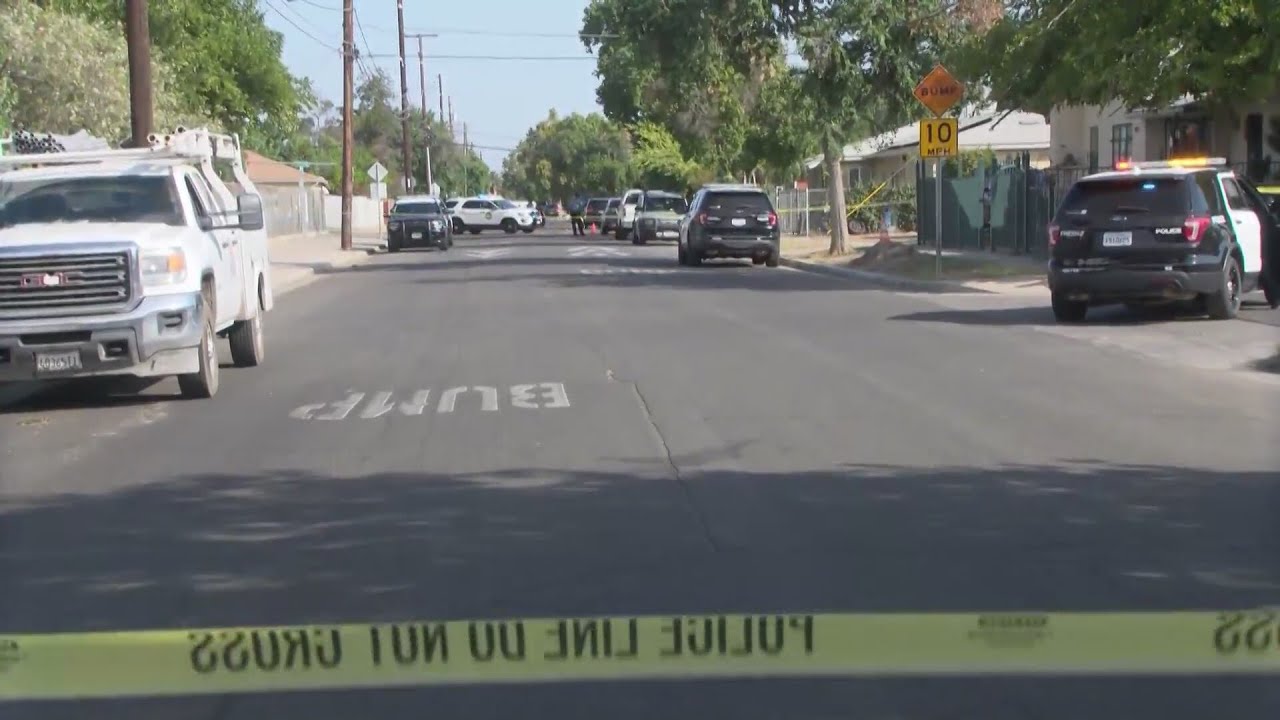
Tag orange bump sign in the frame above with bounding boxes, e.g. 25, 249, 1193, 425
914, 65, 964, 117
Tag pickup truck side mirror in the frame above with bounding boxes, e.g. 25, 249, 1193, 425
236, 193, 265, 231
196, 215, 216, 231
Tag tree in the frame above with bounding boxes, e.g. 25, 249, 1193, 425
0, 2, 204, 141
958, 0, 1280, 116
630, 122, 705, 191
32, 0, 306, 149
500, 112, 634, 202
580, 0, 784, 178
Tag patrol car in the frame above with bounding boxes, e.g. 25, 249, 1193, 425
1048, 158, 1279, 321
448, 195, 536, 234
385, 195, 452, 252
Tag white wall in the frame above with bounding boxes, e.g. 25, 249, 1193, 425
322, 194, 383, 236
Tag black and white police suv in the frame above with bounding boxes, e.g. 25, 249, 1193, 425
1048, 158, 1279, 322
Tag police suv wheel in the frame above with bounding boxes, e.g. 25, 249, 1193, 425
1206, 255, 1242, 320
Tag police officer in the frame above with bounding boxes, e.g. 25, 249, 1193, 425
569, 195, 586, 236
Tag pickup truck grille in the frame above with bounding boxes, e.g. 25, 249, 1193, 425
0, 252, 133, 319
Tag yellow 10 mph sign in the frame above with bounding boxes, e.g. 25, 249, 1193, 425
919, 118, 958, 158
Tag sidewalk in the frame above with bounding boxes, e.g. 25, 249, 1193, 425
269, 231, 385, 295
781, 233, 1049, 296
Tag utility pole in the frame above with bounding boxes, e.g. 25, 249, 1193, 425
447, 97, 454, 135
409, 33, 438, 194
437, 74, 445, 124
340, 0, 354, 250
462, 122, 469, 196
395, 0, 413, 195
124, 0, 153, 148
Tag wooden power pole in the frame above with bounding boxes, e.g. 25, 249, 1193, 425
340, 0, 354, 250
395, 0, 413, 194
124, 0, 153, 148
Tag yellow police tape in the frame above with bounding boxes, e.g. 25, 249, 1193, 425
2, 610, 1279, 700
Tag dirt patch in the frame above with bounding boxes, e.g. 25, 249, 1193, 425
847, 242, 1043, 282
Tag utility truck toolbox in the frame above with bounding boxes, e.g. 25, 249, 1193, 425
0, 127, 273, 399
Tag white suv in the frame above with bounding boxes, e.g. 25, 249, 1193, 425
449, 195, 536, 234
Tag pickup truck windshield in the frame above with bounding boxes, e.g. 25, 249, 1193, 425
644, 196, 688, 213
0, 175, 184, 229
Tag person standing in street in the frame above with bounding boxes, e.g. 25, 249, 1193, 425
569, 195, 586, 236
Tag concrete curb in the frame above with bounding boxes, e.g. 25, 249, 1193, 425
271, 245, 386, 296
779, 256, 986, 294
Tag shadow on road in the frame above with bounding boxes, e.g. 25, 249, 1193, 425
885, 302, 1257, 327
3, 461, 1275, 718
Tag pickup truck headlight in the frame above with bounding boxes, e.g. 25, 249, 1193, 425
429, 219, 442, 229
139, 247, 188, 289
388, 221, 401, 231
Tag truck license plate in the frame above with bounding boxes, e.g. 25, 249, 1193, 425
1102, 231, 1132, 247
35, 351, 82, 374
411, 232, 422, 239
660, 231, 678, 238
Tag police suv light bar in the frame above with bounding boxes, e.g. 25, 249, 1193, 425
1113, 157, 1228, 171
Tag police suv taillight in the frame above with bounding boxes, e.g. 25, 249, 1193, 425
1183, 215, 1211, 244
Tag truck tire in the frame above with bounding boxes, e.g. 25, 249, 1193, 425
178, 297, 220, 399
228, 305, 265, 368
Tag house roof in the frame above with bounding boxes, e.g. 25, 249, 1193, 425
243, 150, 329, 185
804, 109, 1051, 169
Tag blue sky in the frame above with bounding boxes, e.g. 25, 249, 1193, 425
261, 0, 601, 169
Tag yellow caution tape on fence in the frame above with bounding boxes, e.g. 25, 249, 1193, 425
3, 610, 1279, 700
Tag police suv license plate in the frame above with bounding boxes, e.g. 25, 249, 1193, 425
411, 232, 422, 239
1102, 231, 1132, 247
660, 231, 678, 238
35, 351, 81, 374
731, 218, 747, 227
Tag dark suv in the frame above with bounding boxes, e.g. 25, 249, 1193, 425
386, 196, 452, 253
680, 184, 781, 267
1048, 159, 1278, 321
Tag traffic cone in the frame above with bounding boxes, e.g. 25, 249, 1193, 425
589, 223, 597, 234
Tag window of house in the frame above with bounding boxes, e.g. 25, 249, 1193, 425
1110, 124, 1133, 166
848, 166, 863, 187
1088, 126, 1099, 173
1165, 118, 1208, 159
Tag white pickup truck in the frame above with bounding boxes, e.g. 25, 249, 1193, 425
0, 128, 272, 399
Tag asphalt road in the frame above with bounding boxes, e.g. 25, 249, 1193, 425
3, 230, 1278, 719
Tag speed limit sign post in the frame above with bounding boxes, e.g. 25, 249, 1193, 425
913, 64, 965, 278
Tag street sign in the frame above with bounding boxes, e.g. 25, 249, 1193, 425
366, 161, 387, 183
913, 65, 964, 117
918, 118, 959, 158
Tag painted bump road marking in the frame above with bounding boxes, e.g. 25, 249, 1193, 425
568, 246, 628, 258
289, 383, 571, 420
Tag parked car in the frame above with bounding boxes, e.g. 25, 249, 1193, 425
386, 195, 452, 252
678, 184, 781, 267
582, 197, 610, 230
602, 198, 622, 234
631, 190, 688, 244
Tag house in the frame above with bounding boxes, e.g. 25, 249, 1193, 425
804, 108, 1051, 188
1049, 96, 1280, 180
243, 150, 330, 189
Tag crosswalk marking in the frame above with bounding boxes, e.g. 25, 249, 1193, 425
578, 268, 678, 275
568, 246, 628, 258
465, 248, 513, 259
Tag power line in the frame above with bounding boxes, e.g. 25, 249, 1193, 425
263, 0, 338, 52
352, 5, 377, 79
364, 53, 594, 61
